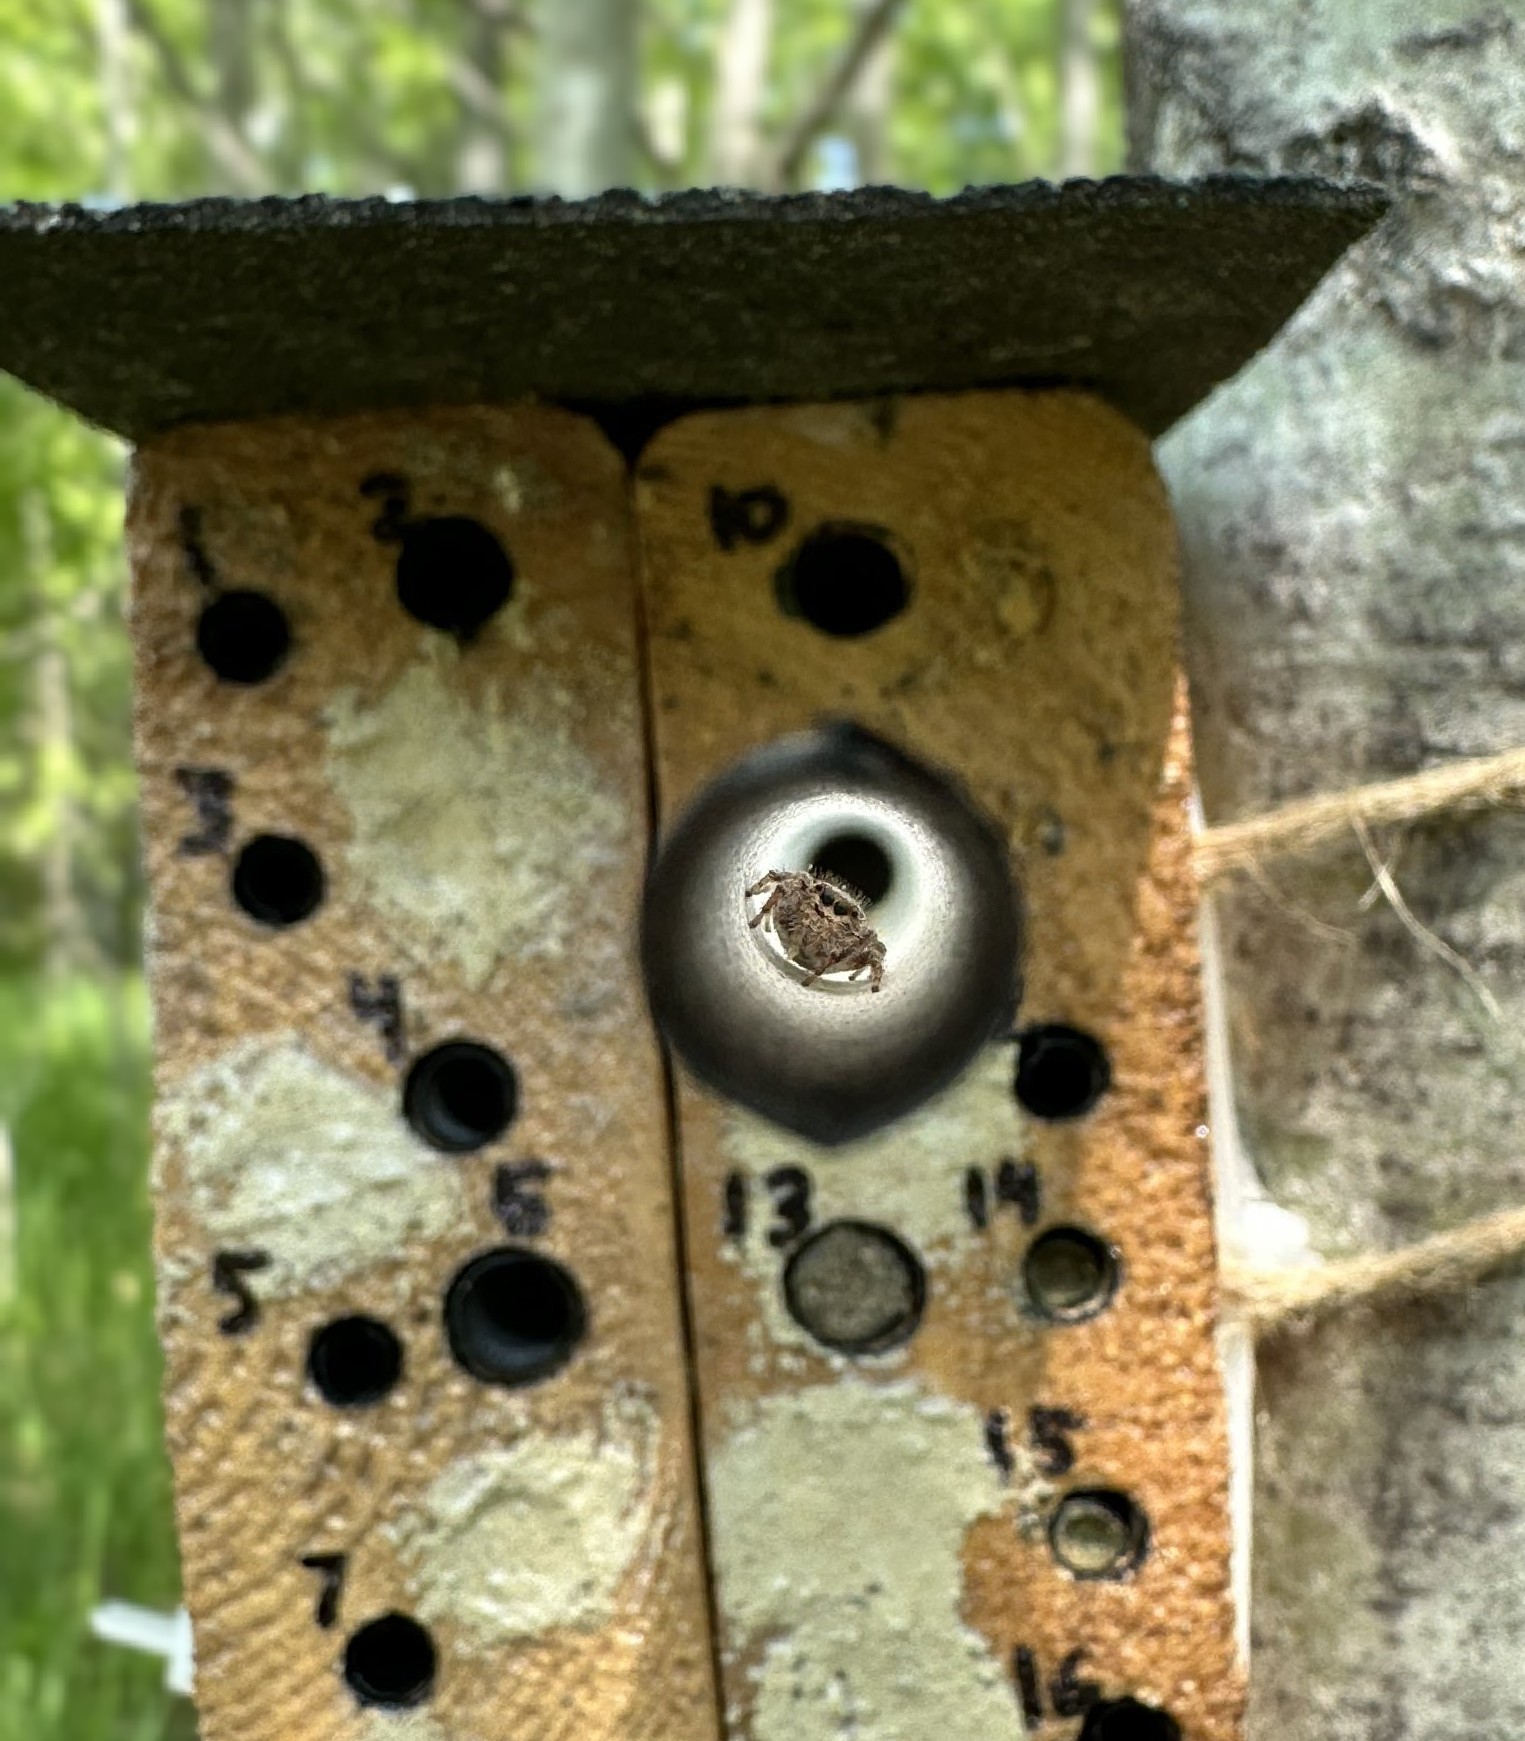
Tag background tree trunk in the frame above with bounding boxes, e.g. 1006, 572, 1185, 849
1126, 5, 1525, 1738
710, 0, 773, 187
96, 0, 132, 200
452, 2, 512, 194
1059, 0, 1098, 177
533, 0, 638, 196
841, 0, 896, 187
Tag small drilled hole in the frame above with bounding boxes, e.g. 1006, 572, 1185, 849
1022, 1226, 1119, 1323
1015, 1023, 1110, 1119
403, 1041, 517, 1153
444, 1248, 586, 1386
307, 1315, 403, 1407
343, 1613, 436, 1708
783, 1220, 926, 1353
231, 834, 325, 927
1049, 1488, 1150, 1579
396, 516, 514, 640
1078, 1697, 1182, 1741
780, 523, 909, 637
810, 832, 893, 905
195, 590, 291, 684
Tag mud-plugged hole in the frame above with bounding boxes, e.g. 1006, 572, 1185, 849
1049, 1487, 1149, 1579
1021, 1226, 1119, 1323
783, 1219, 926, 1353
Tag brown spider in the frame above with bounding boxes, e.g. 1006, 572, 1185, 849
745, 868, 886, 992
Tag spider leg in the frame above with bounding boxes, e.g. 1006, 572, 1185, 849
748, 884, 783, 930
843, 946, 885, 992
802, 940, 862, 988
745, 871, 785, 899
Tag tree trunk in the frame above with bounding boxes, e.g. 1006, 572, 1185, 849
533, 0, 638, 197
453, 4, 510, 194
709, 0, 773, 187
842, 0, 895, 186
97, 0, 133, 200
1126, 6, 1525, 1738
210, 0, 256, 148
1059, 0, 1098, 178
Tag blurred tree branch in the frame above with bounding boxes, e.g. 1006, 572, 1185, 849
125, 0, 267, 191
772, 0, 907, 187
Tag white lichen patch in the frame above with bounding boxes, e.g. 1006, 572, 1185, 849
160, 1035, 462, 1298
724, 1047, 1021, 1256
362, 1713, 451, 1741
710, 1378, 1025, 1741
722, 1048, 1025, 1361
324, 653, 630, 991
388, 1388, 660, 1644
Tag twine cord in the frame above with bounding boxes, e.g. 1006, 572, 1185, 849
1193, 745, 1525, 1335
1192, 743, 1525, 887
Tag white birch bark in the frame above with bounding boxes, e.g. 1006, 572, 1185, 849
1126, 4, 1525, 1736
533, 0, 638, 197
710, 0, 773, 187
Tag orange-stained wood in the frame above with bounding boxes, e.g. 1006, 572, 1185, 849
635, 391, 1242, 1741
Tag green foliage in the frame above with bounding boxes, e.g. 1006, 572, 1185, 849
0, 975, 190, 1741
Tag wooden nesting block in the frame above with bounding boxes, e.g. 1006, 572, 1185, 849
129, 408, 719, 1741
636, 392, 1242, 1741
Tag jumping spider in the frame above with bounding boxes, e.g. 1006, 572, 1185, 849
745, 868, 886, 992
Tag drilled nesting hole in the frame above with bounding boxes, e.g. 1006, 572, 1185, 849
231, 834, 324, 927
810, 830, 893, 905
1078, 1698, 1181, 1741
195, 590, 291, 684
1015, 1023, 1110, 1120
404, 1041, 517, 1153
783, 1219, 926, 1353
781, 523, 909, 638
1022, 1226, 1119, 1323
444, 1247, 586, 1387
307, 1315, 403, 1408
395, 516, 514, 640
1049, 1487, 1149, 1579
343, 1613, 435, 1708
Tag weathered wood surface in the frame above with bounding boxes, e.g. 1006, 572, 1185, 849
130, 407, 719, 1741
638, 391, 1241, 1741
1127, 5, 1525, 1736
